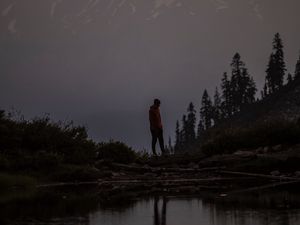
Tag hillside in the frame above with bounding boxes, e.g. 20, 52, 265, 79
223, 78, 300, 127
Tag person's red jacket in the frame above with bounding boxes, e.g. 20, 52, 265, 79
149, 105, 163, 129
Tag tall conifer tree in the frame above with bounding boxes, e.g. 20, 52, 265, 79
174, 120, 181, 152
186, 102, 196, 144
295, 52, 300, 80
200, 90, 213, 130
212, 86, 222, 124
230, 53, 245, 113
221, 72, 232, 118
265, 33, 286, 93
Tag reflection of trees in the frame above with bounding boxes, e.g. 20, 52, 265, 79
154, 196, 167, 225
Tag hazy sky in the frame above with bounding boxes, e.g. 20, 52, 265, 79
1, 0, 300, 150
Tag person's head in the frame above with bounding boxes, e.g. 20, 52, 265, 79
154, 98, 161, 107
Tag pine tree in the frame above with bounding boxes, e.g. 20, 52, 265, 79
262, 81, 268, 99
265, 33, 286, 93
241, 68, 257, 105
295, 52, 300, 80
230, 53, 245, 113
221, 72, 232, 118
180, 115, 188, 147
200, 89, 213, 130
287, 73, 293, 84
186, 102, 196, 144
197, 119, 205, 140
174, 120, 181, 152
212, 86, 222, 124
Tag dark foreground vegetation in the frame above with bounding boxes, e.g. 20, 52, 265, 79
0, 110, 144, 189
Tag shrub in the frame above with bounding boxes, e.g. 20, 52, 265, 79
97, 141, 137, 164
0, 112, 98, 169
201, 119, 300, 156
0, 173, 36, 190
50, 165, 101, 182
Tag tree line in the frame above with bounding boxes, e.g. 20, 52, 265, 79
174, 33, 300, 153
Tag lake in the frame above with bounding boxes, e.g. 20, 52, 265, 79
1, 183, 300, 225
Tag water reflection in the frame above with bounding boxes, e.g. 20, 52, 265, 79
154, 196, 167, 225
2, 185, 300, 225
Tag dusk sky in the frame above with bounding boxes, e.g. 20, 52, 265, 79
1, 0, 300, 150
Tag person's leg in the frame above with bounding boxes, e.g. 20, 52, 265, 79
151, 129, 158, 155
158, 129, 165, 154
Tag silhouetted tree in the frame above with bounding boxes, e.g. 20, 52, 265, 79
197, 119, 205, 140
295, 52, 300, 80
180, 115, 188, 147
265, 33, 286, 93
186, 102, 196, 144
262, 82, 268, 99
200, 90, 213, 130
212, 86, 222, 124
230, 53, 245, 113
221, 72, 232, 118
287, 73, 293, 84
174, 120, 181, 152
241, 68, 257, 105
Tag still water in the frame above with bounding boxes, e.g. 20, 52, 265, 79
2, 184, 300, 225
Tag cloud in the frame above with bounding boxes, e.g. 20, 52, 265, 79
129, 2, 136, 14
154, 0, 177, 9
8, 19, 17, 34
249, 0, 263, 20
211, 0, 229, 12
50, 0, 63, 17
2, 2, 15, 17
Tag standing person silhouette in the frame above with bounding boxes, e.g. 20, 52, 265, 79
149, 99, 166, 156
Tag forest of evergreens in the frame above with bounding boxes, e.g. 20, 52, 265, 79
174, 33, 300, 153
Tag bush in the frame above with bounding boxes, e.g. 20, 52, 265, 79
97, 141, 137, 164
50, 165, 101, 182
0, 173, 36, 190
0, 112, 98, 169
201, 119, 300, 156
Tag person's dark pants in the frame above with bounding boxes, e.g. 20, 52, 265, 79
151, 128, 165, 155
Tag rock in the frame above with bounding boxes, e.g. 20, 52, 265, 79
272, 145, 282, 152
255, 147, 264, 154
188, 162, 199, 169
294, 171, 300, 177
270, 170, 280, 176
112, 172, 121, 177
233, 150, 255, 157
263, 147, 270, 154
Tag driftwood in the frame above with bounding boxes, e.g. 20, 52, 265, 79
110, 163, 224, 173
218, 170, 300, 181
99, 177, 240, 185
37, 181, 98, 188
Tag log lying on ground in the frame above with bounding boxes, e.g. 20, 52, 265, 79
110, 163, 224, 173
99, 177, 242, 185
218, 170, 300, 181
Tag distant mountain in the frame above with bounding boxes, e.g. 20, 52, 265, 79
0, 0, 264, 37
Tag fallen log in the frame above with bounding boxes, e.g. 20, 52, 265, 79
110, 163, 224, 173
98, 177, 253, 187
37, 181, 98, 188
218, 170, 300, 181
